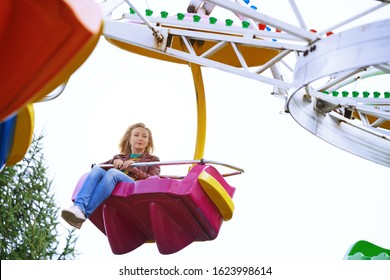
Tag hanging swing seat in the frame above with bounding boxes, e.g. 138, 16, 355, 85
71, 163, 237, 254
0, 0, 103, 121
0, 104, 34, 170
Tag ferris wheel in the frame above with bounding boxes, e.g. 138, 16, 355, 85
2, 0, 388, 170
100, 0, 390, 168
86, 0, 390, 256
89, 0, 390, 257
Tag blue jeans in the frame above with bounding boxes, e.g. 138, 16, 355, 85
74, 166, 135, 218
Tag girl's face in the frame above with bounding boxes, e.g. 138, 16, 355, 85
129, 127, 149, 153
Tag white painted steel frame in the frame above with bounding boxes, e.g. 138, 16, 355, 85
104, 13, 302, 89
101, 0, 390, 167
288, 87, 390, 166
289, 18, 390, 166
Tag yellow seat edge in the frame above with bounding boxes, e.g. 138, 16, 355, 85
198, 170, 234, 221
6, 104, 35, 166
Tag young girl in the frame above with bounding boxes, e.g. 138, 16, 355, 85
61, 122, 160, 229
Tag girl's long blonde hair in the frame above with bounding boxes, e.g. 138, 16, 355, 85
118, 122, 154, 154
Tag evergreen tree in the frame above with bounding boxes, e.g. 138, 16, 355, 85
0, 133, 78, 259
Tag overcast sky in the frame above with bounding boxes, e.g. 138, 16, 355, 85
30, 0, 389, 263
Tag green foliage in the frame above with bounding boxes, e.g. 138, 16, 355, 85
0, 133, 78, 259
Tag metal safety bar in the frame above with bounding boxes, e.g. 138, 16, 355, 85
36, 80, 69, 102
96, 158, 244, 178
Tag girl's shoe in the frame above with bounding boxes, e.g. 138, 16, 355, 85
61, 205, 86, 229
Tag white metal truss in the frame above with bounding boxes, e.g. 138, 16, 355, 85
103, 8, 306, 89
101, 0, 390, 167
289, 17, 390, 167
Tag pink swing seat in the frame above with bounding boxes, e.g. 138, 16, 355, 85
71, 164, 236, 254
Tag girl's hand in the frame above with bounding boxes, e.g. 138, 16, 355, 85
113, 159, 124, 169
122, 160, 134, 169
